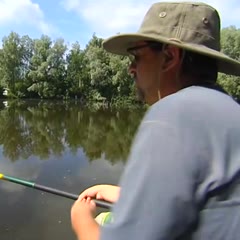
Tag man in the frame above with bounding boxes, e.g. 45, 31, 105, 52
71, 2, 240, 240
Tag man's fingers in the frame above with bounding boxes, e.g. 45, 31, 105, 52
96, 192, 103, 199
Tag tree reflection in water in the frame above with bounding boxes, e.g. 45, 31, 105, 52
0, 100, 145, 164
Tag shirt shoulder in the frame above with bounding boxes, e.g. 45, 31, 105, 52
143, 86, 240, 127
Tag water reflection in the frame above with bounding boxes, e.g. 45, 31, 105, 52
0, 100, 144, 163
0, 100, 145, 240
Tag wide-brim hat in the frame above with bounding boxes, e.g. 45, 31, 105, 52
103, 2, 240, 76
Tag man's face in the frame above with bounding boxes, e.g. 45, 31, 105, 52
128, 41, 164, 105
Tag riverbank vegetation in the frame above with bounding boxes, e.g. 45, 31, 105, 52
0, 26, 239, 106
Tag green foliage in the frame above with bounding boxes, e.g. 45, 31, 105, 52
218, 73, 240, 99
221, 26, 240, 60
0, 32, 24, 94
66, 41, 89, 100
0, 28, 239, 103
84, 36, 113, 101
217, 26, 240, 100
83, 34, 135, 104
26, 36, 68, 98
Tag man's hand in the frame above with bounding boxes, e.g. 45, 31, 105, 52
71, 197, 99, 240
79, 184, 120, 203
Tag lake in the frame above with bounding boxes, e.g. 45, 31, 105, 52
0, 100, 145, 240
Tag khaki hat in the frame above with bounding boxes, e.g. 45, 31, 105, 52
103, 2, 240, 76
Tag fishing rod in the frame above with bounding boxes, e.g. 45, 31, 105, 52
0, 173, 112, 209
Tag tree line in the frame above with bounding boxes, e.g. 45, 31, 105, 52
0, 26, 239, 105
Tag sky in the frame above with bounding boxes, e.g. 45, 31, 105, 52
0, 0, 239, 49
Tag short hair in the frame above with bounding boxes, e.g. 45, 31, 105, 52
146, 42, 226, 93
146, 42, 218, 84
181, 50, 218, 84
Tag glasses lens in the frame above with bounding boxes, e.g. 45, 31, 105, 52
127, 44, 149, 54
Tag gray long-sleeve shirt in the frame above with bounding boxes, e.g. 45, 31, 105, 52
101, 86, 240, 240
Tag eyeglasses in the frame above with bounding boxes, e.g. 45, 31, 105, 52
127, 43, 152, 54
127, 42, 164, 64
127, 42, 163, 55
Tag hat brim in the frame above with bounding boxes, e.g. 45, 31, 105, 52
103, 33, 240, 76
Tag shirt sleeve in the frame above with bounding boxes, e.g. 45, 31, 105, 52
100, 115, 206, 240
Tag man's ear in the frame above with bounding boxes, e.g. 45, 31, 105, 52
161, 46, 181, 72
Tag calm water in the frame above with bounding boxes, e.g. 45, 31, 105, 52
0, 100, 145, 240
